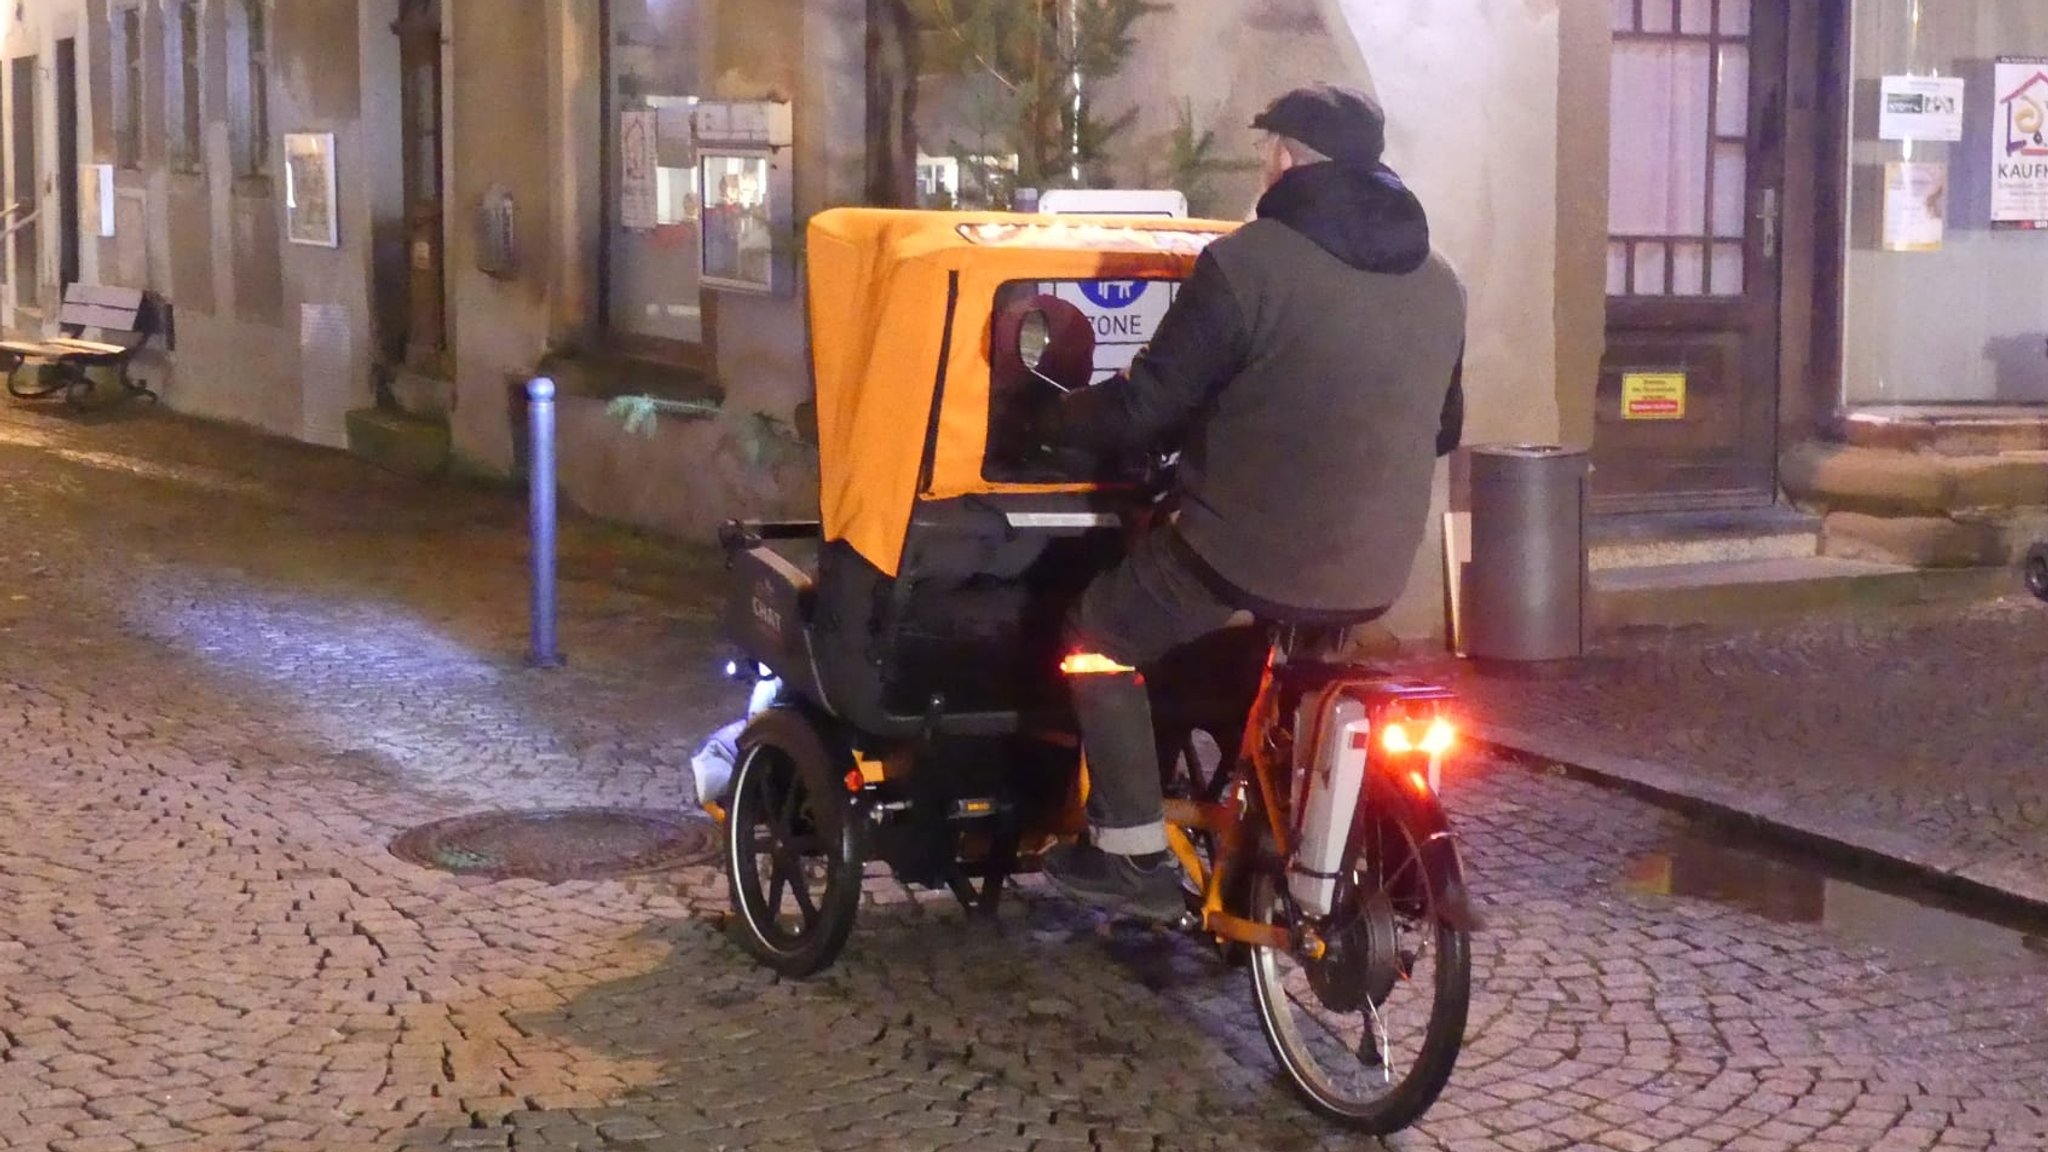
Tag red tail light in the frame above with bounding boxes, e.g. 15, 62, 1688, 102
1060, 652, 1135, 676
1379, 717, 1457, 757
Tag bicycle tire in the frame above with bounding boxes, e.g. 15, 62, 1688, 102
1246, 778, 1472, 1134
724, 708, 864, 978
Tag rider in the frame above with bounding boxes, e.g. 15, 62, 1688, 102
1034, 84, 1468, 919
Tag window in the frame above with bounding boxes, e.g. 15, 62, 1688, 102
114, 5, 142, 169
606, 0, 707, 347
1605, 0, 1751, 298
983, 278, 1179, 484
1840, 0, 2048, 404
231, 0, 270, 176
170, 0, 202, 171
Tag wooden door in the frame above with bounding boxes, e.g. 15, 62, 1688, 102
396, 0, 446, 374
1596, 0, 1787, 512
56, 39, 79, 292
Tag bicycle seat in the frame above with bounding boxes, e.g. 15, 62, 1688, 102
1262, 615, 1387, 664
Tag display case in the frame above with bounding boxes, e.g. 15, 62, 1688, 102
693, 101, 794, 296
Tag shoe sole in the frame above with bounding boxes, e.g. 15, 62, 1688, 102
1042, 869, 1187, 924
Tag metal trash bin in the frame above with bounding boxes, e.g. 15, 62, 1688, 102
1462, 444, 1589, 669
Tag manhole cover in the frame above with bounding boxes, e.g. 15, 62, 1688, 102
389, 808, 718, 881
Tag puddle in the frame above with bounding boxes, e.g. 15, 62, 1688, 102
1623, 827, 2048, 970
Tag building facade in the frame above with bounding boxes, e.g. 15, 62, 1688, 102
4, 0, 2042, 640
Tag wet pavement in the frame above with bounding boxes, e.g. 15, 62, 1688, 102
4, 402, 2048, 1150
1432, 600, 2048, 915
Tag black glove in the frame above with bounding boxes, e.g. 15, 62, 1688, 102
988, 385, 1056, 465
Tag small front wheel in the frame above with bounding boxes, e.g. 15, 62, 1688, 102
2025, 544, 2048, 603
1247, 785, 1472, 1134
725, 709, 863, 978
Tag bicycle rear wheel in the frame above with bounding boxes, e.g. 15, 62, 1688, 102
1247, 782, 1471, 1134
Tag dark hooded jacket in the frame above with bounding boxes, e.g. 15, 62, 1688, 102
1047, 161, 1467, 617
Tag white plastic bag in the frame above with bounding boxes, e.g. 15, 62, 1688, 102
691, 719, 747, 807
690, 676, 782, 807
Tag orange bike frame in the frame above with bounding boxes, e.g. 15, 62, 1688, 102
1161, 647, 1296, 952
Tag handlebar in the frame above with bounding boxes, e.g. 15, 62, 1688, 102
718, 519, 823, 555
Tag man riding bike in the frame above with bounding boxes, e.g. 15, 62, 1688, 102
1028, 84, 1469, 920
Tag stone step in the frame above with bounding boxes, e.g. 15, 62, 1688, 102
345, 407, 450, 478
1589, 508, 1819, 572
1593, 555, 2012, 632
388, 368, 455, 418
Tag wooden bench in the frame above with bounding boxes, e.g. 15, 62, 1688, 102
2, 283, 159, 406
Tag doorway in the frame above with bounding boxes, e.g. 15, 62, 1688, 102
55, 39, 79, 292
9, 54, 40, 313
1595, 0, 1790, 513
395, 0, 446, 375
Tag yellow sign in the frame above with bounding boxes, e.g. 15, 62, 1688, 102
1622, 372, 1686, 420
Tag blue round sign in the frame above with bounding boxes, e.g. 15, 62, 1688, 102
1079, 280, 1147, 309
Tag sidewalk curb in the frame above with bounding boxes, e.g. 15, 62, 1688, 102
1475, 722, 2048, 923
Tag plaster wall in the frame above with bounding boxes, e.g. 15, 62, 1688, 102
1100, 0, 1568, 640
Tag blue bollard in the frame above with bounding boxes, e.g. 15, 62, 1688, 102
526, 376, 565, 668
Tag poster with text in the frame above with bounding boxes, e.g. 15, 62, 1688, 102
1882, 161, 1947, 251
1879, 75, 1965, 142
284, 133, 338, 248
619, 110, 658, 232
1992, 57, 2048, 229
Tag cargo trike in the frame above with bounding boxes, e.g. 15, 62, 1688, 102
709, 208, 1478, 1133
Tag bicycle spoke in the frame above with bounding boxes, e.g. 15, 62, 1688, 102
1362, 996, 1397, 1084
776, 773, 803, 828
1284, 982, 1366, 1054
788, 865, 819, 919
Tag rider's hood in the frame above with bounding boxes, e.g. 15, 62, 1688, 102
1253, 161, 1431, 276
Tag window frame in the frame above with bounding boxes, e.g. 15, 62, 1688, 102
229, 0, 270, 179
167, 0, 204, 174
112, 3, 144, 170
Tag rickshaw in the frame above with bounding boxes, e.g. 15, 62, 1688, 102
710, 207, 1477, 1134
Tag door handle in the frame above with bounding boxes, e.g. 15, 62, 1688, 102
1759, 188, 1780, 260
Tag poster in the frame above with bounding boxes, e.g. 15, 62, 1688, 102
699, 152, 774, 291
1045, 278, 1179, 380
79, 164, 114, 238
619, 110, 658, 232
283, 133, 338, 248
1621, 372, 1686, 421
1882, 161, 1947, 252
654, 104, 696, 169
1992, 57, 2048, 229
1879, 75, 1965, 142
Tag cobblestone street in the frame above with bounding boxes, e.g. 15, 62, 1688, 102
1436, 595, 2048, 910
4, 405, 2048, 1151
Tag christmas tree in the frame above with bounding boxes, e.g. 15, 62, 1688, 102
910, 0, 1162, 207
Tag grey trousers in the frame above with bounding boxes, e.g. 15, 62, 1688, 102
1064, 530, 1242, 856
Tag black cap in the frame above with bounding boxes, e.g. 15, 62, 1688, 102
1250, 84, 1386, 166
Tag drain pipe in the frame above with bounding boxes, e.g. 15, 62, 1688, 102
526, 376, 565, 668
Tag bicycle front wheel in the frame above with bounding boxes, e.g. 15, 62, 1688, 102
1247, 783, 1471, 1134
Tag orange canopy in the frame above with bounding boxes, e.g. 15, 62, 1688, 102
805, 208, 1238, 575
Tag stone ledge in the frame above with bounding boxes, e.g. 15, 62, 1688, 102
1782, 442, 2048, 516
1821, 511, 2004, 568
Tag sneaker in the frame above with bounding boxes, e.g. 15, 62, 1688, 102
1042, 842, 1187, 922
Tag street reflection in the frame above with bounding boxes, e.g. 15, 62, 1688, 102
1623, 828, 2048, 970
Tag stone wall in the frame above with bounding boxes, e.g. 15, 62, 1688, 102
3, 0, 393, 447
1097, 0, 1567, 640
